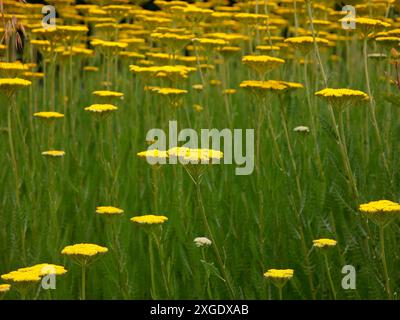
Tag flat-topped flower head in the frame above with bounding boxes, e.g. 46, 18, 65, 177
284, 36, 329, 54
315, 88, 369, 111
0, 284, 10, 293
0, 78, 31, 97
16, 264, 67, 276
264, 269, 294, 289
359, 200, 400, 227
42, 150, 66, 158
84, 104, 118, 118
313, 238, 337, 249
92, 90, 124, 98
340, 17, 390, 36
0, 61, 28, 77
149, 87, 188, 108
168, 147, 223, 183
264, 268, 294, 280
168, 147, 223, 164
61, 243, 108, 265
240, 80, 302, 98
375, 36, 400, 47
1, 271, 41, 284
294, 126, 310, 134
131, 215, 168, 225
23, 72, 45, 80
242, 55, 285, 78
194, 237, 212, 247
34, 111, 64, 120
84, 66, 99, 72
137, 149, 169, 165
96, 206, 124, 216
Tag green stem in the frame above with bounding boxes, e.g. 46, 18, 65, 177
149, 236, 158, 299
362, 37, 391, 183
81, 264, 86, 300
196, 182, 236, 299
323, 253, 336, 300
7, 98, 20, 208
379, 226, 392, 299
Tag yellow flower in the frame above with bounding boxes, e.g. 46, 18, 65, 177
223, 89, 237, 95
359, 200, 400, 226
1, 271, 41, 284
131, 215, 168, 225
83, 66, 99, 72
264, 269, 294, 280
284, 36, 330, 54
375, 36, 400, 47
92, 90, 124, 98
313, 238, 337, 249
34, 111, 64, 120
137, 149, 169, 162
61, 243, 108, 257
23, 72, 45, 79
96, 206, 124, 216
0, 78, 31, 97
84, 104, 118, 114
42, 150, 66, 157
0, 61, 28, 77
242, 55, 285, 77
16, 264, 67, 276
168, 147, 223, 164
0, 284, 11, 293
315, 88, 369, 110
339, 17, 391, 36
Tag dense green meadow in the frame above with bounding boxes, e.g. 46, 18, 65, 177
1, 0, 400, 300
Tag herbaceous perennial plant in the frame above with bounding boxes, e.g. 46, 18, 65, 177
1, 0, 400, 300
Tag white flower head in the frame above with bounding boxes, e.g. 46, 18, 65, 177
293, 126, 310, 134
194, 237, 212, 247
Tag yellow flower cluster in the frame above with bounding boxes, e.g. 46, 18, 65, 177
313, 239, 337, 248
61, 243, 109, 257
1, 264, 67, 284
96, 206, 124, 216
264, 269, 294, 280
34, 111, 64, 119
131, 215, 168, 225
42, 150, 66, 157
84, 104, 118, 113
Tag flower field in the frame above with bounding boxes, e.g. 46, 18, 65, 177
1, 0, 400, 300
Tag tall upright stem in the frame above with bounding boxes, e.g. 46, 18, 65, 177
196, 182, 236, 299
379, 226, 392, 299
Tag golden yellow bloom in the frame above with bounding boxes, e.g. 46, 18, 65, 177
16, 264, 67, 276
83, 66, 99, 72
137, 149, 169, 161
264, 269, 294, 280
96, 206, 124, 216
84, 104, 118, 113
223, 89, 237, 95
131, 215, 168, 225
1, 271, 41, 284
313, 238, 337, 249
167, 147, 223, 164
42, 150, 66, 157
0, 61, 28, 77
315, 88, 369, 109
61, 243, 108, 257
0, 284, 11, 293
359, 200, 400, 226
34, 111, 64, 119
23, 72, 45, 79
92, 90, 124, 98
284, 36, 329, 54
340, 17, 391, 36
0, 78, 31, 97
242, 55, 285, 77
